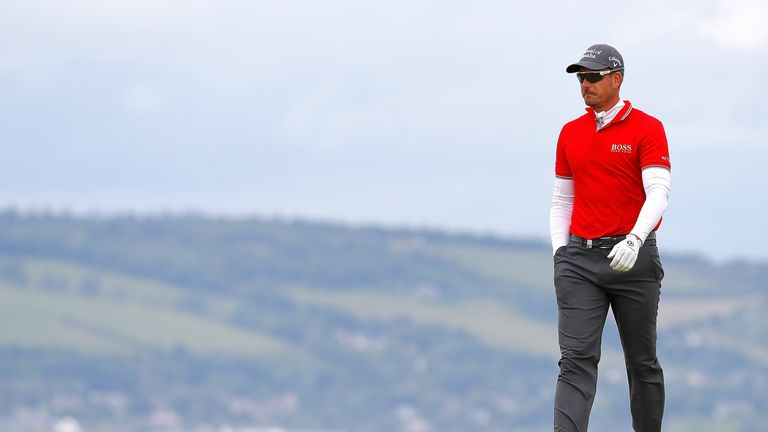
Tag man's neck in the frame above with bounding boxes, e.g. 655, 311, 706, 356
592, 96, 621, 114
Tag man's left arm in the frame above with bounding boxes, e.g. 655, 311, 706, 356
608, 167, 671, 271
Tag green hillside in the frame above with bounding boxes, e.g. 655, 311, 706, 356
0, 285, 290, 357
0, 211, 765, 432
0, 257, 296, 356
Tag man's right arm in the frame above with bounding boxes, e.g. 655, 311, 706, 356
549, 176, 574, 255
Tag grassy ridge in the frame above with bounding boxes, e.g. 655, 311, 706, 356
0, 287, 291, 357
0, 243, 758, 360
0, 213, 765, 431
287, 287, 558, 357
0, 258, 293, 358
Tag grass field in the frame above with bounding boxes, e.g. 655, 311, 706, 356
287, 286, 559, 357
0, 286, 292, 357
2, 253, 757, 359
0, 257, 295, 359
1, 256, 184, 307
428, 244, 554, 292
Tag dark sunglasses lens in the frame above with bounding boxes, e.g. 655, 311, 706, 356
577, 72, 605, 84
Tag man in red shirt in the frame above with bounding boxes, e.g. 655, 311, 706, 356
550, 44, 671, 432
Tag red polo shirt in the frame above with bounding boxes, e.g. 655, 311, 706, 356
555, 100, 671, 239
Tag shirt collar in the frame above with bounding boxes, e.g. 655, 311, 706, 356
586, 100, 632, 129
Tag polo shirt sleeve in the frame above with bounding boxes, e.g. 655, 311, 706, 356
555, 126, 573, 178
640, 118, 671, 170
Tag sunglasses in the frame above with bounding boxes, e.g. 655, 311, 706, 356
576, 68, 624, 83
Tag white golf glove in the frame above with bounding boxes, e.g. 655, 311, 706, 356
607, 234, 641, 272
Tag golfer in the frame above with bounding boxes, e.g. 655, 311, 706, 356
549, 44, 671, 432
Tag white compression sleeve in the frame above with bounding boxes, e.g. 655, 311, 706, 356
549, 177, 574, 254
630, 167, 671, 243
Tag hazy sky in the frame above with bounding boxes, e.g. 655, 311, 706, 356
1, 0, 767, 262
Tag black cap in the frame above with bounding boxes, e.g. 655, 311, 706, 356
566, 44, 624, 73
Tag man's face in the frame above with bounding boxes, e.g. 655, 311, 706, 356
577, 66, 621, 110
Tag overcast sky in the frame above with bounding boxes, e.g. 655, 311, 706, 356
1, 0, 767, 262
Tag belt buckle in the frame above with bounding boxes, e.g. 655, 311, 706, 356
585, 238, 593, 248
597, 236, 615, 249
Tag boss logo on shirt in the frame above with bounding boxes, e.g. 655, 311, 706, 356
611, 144, 633, 154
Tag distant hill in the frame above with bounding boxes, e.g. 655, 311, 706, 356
0, 211, 765, 432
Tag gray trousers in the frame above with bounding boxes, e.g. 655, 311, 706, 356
553, 233, 665, 432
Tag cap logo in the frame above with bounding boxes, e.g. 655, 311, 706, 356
609, 56, 623, 67
582, 48, 603, 59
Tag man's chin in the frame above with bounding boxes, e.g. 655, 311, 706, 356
583, 97, 597, 108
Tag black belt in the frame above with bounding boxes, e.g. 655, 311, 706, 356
570, 232, 655, 249
570, 234, 627, 249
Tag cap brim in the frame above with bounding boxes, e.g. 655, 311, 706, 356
565, 60, 608, 73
